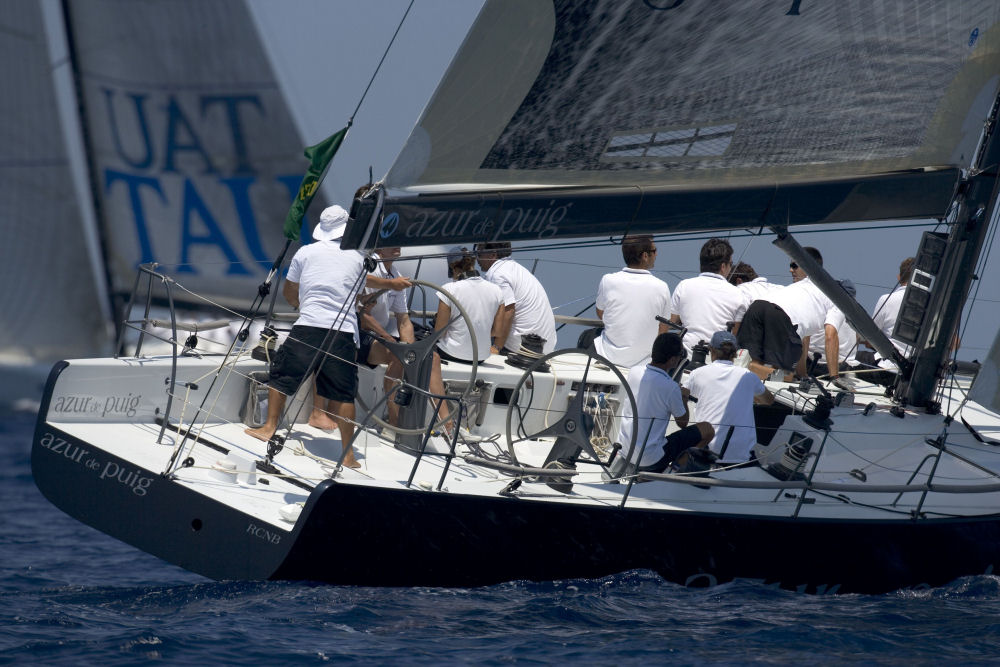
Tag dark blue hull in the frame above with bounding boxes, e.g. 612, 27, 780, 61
275, 479, 1000, 594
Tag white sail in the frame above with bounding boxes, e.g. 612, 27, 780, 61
62, 0, 314, 309
0, 1, 109, 370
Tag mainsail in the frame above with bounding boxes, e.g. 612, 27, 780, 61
0, 0, 109, 364
62, 0, 313, 308
348, 0, 1000, 249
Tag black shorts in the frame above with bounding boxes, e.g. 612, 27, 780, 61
268, 325, 357, 402
638, 424, 704, 473
358, 330, 380, 369
737, 300, 802, 371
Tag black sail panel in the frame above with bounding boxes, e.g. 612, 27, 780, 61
352, 0, 1000, 248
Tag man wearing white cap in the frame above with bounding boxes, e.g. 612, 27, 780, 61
246, 204, 410, 468
683, 330, 773, 463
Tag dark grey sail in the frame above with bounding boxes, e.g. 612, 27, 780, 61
346, 0, 1000, 249
63, 0, 312, 308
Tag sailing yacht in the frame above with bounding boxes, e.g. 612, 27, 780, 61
31, 0, 1000, 593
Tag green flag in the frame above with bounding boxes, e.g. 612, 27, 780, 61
282, 127, 348, 241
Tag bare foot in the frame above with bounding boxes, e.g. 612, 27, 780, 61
245, 426, 275, 442
308, 415, 338, 431
341, 454, 362, 469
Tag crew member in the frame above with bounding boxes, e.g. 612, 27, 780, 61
592, 235, 672, 368
615, 333, 714, 473
357, 246, 415, 425
670, 238, 750, 354
245, 205, 410, 468
475, 241, 556, 356
683, 330, 773, 463
429, 247, 503, 432
729, 262, 781, 301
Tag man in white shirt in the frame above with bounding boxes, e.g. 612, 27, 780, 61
593, 235, 672, 368
357, 246, 415, 426
808, 304, 861, 381
245, 205, 410, 468
684, 331, 773, 463
616, 333, 713, 472
729, 262, 781, 302
430, 246, 503, 433
475, 242, 557, 356
435, 247, 503, 363
670, 238, 750, 354
853, 257, 914, 385
785, 251, 856, 383
871, 257, 914, 366
737, 248, 852, 381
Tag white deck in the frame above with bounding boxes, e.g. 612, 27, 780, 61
43, 350, 1000, 530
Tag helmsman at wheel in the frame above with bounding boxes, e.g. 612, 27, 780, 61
245, 205, 410, 468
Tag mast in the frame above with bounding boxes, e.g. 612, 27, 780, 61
899, 91, 1000, 408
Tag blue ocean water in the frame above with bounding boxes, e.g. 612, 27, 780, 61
4, 407, 1000, 664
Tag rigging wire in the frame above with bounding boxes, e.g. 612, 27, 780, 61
348, 0, 415, 127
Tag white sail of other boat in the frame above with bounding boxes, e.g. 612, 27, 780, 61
0, 0, 111, 406
61, 0, 316, 310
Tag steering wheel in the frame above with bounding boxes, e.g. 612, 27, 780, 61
355, 278, 478, 436
504, 347, 637, 478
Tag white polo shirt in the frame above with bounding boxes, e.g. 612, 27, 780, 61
808, 307, 859, 368
617, 364, 686, 467
766, 278, 834, 341
484, 258, 557, 354
873, 285, 912, 366
595, 268, 672, 368
364, 254, 408, 337
287, 240, 365, 343
436, 277, 502, 362
739, 277, 782, 302
671, 272, 750, 353
684, 359, 766, 462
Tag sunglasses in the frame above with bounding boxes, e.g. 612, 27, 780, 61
790, 262, 799, 269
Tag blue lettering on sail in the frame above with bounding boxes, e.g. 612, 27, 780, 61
163, 96, 218, 175
102, 88, 155, 169
201, 95, 263, 176
104, 169, 167, 265
178, 179, 249, 275
221, 176, 275, 270
98, 86, 303, 278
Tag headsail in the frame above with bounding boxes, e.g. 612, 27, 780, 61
63, 0, 314, 308
0, 1, 110, 364
348, 0, 1000, 248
